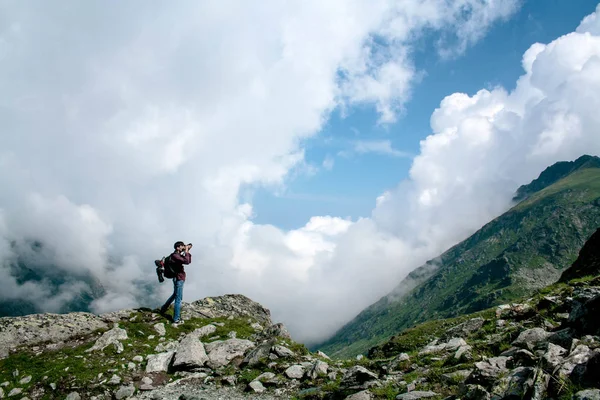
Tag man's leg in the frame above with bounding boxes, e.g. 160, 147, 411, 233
160, 278, 177, 314
173, 279, 185, 323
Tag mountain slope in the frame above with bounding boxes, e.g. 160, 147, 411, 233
317, 156, 600, 358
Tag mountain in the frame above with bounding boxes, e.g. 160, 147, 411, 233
559, 227, 600, 282
317, 155, 600, 358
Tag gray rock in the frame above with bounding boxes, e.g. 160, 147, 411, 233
65, 393, 80, 400
444, 318, 485, 338
242, 340, 275, 367
145, 351, 175, 373
395, 391, 438, 400
0, 312, 108, 360
454, 345, 472, 361
342, 366, 379, 389
141, 377, 153, 385
250, 322, 263, 331
222, 375, 237, 386
227, 331, 237, 338
542, 343, 567, 370
153, 323, 166, 337
532, 370, 550, 400
285, 364, 305, 379
263, 323, 292, 339
115, 385, 135, 400
467, 356, 509, 385
557, 345, 595, 377
441, 369, 471, 383
173, 333, 208, 369
575, 389, 600, 400
316, 350, 331, 360
493, 367, 534, 399
205, 339, 255, 368
344, 390, 373, 400
194, 324, 217, 338
86, 326, 128, 354
512, 328, 550, 350
255, 372, 276, 382
108, 374, 121, 385
0, 387, 3, 399
154, 340, 179, 353
248, 380, 266, 393
132, 355, 144, 363
272, 345, 295, 358
306, 360, 328, 379
462, 384, 490, 400
18, 376, 32, 385
7, 389, 22, 397
419, 338, 466, 355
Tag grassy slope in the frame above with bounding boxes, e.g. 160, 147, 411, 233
318, 168, 600, 358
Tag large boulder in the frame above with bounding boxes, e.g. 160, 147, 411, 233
467, 356, 510, 386
146, 351, 175, 373
241, 339, 275, 367
341, 366, 379, 389
85, 326, 128, 354
172, 332, 208, 369
512, 328, 551, 351
205, 338, 255, 368
184, 294, 272, 325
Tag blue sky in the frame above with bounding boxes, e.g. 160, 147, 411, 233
251, 0, 600, 230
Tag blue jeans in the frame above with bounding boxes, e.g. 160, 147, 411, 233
162, 279, 184, 322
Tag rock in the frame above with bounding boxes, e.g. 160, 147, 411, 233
86, 326, 128, 354
185, 294, 272, 325
345, 390, 373, 400
247, 380, 266, 393
145, 351, 175, 373
462, 385, 490, 400
504, 348, 536, 367
250, 322, 263, 331
441, 369, 471, 383
569, 350, 600, 386
512, 328, 550, 350
194, 324, 217, 338
272, 345, 295, 358
0, 387, 3, 399
132, 355, 144, 363
50, 383, 56, 390
173, 333, 208, 369
285, 364, 305, 379
341, 366, 379, 389
205, 339, 255, 368
141, 377, 153, 385
242, 339, 275, 367
263, 323, 292, 339
395, 391, 438, 400
495, 303, 535, 320
575, 389, 600, 400
228, 331, 237, 338
316, 350, 331, 360
65, 393, 80, 400
115, 385, 135, 400
542, 343, 567, 370
222, 375, 237, 386
419, 338, 467, 355
18, 376, 32, 384
255, 372, 276, 382
153, 323, 166, 337
444, 318, 485, 338
154, 340, 179, 353
0, 312, 108, 360
548, 328, 574, 349
454, 345, 472, 361
108, 374, 121, 385
7, 389, 22, 397
139, 384, 155, 391
467, 356, 509, 385
306, 360, 328, 379
557, 345, 596, 377
532, 370, 550, 400
493, 367, 534, 399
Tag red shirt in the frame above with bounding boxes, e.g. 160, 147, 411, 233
170, 251, 192, 281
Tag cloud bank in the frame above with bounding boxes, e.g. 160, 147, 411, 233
3, 1, 600, 345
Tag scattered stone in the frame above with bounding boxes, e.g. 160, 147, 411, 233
153, 323, 166, 337
204, 339, 255, 368
455, 345, 472, 361
248, 380, 266, 393
307, 360, 328, 379
512, 328, 550, 350
395, 391, 438, 400
341, 366, 379, 389
132, 356, 144, 363
574, 389, 600, 400
263, 323, 292, 339
141, 377, 153, 385
542, 343, 567, 370
445, 317, 485, 338
495, 367, 535, 399
250, 322, 263, 331
194, 324, 217, 338
154, 340, 179, 353
557, 345, 595, 377
173, 333, 208, 369
316, 350, 331, 360
18, 376, 31, 385
49, 383, 56, 390
108, 375, 121, 385
272, 344, 295, 358
145, 351, 175, 373
127, 362, 136, 370
227, 331, 237, 338
86, 326, 128, 354
114, 385, 135, 400
0, 387, 3, 399
344, 390, 373, 400
222, 375, 237, 386
65, 393, 80, 400
419, 337, 467, 355
285, 364, 305, 379
467, 356, 509, 385
441, 369, 471, 383
7, 388, 22, 397
242, 340, 275, 367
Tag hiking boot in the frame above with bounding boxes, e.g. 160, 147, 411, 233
172, 319, 185, 327
155, 260, 165, 283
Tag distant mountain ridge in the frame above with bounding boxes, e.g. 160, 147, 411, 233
317, 155, 600, 358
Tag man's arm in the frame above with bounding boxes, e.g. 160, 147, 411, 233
171, 251, 192, 265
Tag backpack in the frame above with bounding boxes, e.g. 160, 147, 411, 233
162, 255, 178, 279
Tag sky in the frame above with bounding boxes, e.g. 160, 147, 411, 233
1, 0, 600, 345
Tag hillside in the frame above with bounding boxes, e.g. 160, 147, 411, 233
317, 156, 600, 358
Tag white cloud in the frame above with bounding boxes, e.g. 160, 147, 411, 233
352, 140, 413, 157
0, 0, 527, 344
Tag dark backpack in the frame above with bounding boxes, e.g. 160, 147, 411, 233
162, 255, 178, 279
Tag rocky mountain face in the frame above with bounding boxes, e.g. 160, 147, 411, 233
317, 157, 600, 358
559, 228, 600, 283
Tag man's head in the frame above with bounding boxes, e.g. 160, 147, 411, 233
173, 241, 186, 251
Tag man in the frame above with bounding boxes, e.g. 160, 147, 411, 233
159, 241, 192, 325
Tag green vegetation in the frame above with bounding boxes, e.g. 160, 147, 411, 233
318, 159, 600, 358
